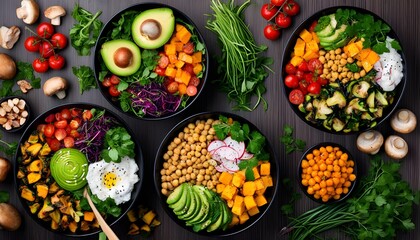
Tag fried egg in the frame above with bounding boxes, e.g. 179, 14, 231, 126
86, 156, 139, 205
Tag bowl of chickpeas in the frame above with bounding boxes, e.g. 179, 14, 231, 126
281, 6, 406, 134
154, 112, 278, 236
298, 142, 357, 203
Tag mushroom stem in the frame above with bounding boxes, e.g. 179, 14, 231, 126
390, 109, 417, 134
384, 135, 408, 160
397, 110, 409, 123
55, 90, 66, 99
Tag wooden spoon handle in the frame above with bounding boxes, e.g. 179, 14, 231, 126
84, 188, 119, 240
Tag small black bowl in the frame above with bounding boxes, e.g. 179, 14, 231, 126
0, 96, 31, 133
298, 142, 357, 204
94, 3, 209, 120
14, 103, 144, 237
281, 6, 406, 134
154, 112, 279, 236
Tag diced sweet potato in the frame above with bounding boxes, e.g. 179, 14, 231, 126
221, 185, 237, 200
299, 29, 312, 43
192, 52, 202, 63
232, 203, 245, 216
261, 176, 273, 187
193, 64, 203, 75
294, 38, 305, 57
219, 172, 233, 185
252, 167, 260, 179
242, 181, 256, 196
248, 206, 260, 216
290, 56, 303, 67
164, 44, 176, 56
178, 52, 193, 64
233, 195, 244, 207
239, 212, 250, 224
260, 162, 270, 176
178, 83, 187, 95
255, 195, 268, 207
216, 183, 226, 193
232, 171, 245, 188
176, 28, 192, 44
84, 211, 95, 222
165, 67, 176, 78
254, 179, 265, 191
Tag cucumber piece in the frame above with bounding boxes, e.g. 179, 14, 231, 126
221, 201, 233, 231
167, 183, 185, 205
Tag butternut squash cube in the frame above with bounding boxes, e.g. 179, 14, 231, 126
176, 28, 192, 44
192, 52, 202, 63
216, 183, 226, 194
312, 32, 320, 43
239, 212, 250, 224
303, 50, 319, 62
252, 167, 260, 179
178, 83, 187, 95
219, 172, 233, 185
168, 54, 178, 64
299, 29, 313, 43
357, 49, 371, 61
232, 203, 245, 216
344, 43, 360, 57
221, 185, 237, 200
142, 210, 156, 225
255, 195, 268, 207
84, 211, 95, 222
261, 176, 273, 187
366, 51, 380, 65
242, 181, 256, 196
305, 39, 319, 52
244, 196, 257, 210
294, 38, 305, 57
164, 44, 176, 56
175, 60, 185, 69
165, 67, 177, 78
255, 187, 266, 195
175, 42, 184, 52
193, 64, 203, 75
233, 195, 244, 207
260, 162, 271, 176
232, 171, 245, 188
290, 56, 303, 67
178, 52, 193, 64
254, 179, 265, 190
248, 206, 260, 216
362, 61, 373, 72
229, 215, 240, 227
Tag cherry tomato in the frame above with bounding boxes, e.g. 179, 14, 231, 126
71, 108, 82, 117
284, 75, 299, 88
24, 36, 41, 52
49, 138, 61, 152
37, 22, 55, 39
270, 0, 286, 6
32, 58, 49, 73
186, 85, 198, 96
44, 124, 55, 138
295, 70, 305, 80
155, 66, 166, 76
284, 1, 300, 16
308, 58, 323, 74
299, 80, 309, 95
69, 129, 80, 138
275, 12, 292, 28
60, 109, 71, 120
102, 76, 112, 87
264, 24, 281, 40
63, 137, 75, 148
54, 128, 67, 141
109, 85, 121, 97
50, 33, 67, 49
82, 110, 93, 121
167, 81, 179, 94
260, 4, 279, 21
183, 42, 195, 55
158, 54, 169, 69
69, 119, 80, 130
39, 41, 55, 58
183, 64, 194, 75
285, 63, 297, 75
297, 61, 309, 72
307, 82, 321, 95
189, 76, 200, 87
110, 75, 120, 85
304, 73, 315, 84
48, 54, 65, 70
54, 120, 68, 129
55, 113, 64, 121
289, 89, 304, 105
317, 76, 328, 86
45, 114, 55, 123
309, 20, 318, 32
37, 124, 46, 132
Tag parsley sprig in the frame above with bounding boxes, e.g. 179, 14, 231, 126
72, 66, 98, 94
280, 125, 306, 154
0, 133, 18, 158
100, 127, 135, 163
0, 61, 41, 97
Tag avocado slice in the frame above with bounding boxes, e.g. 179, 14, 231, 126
167, 182, 185, 205
132, 8, 175, 49
318, 25, 347, 44
100, 39, 141, 77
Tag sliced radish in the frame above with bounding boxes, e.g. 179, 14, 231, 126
213, 146, 239, 161
215, 164, 228, 172
241, 151, 254, 160
223, 160, 240, 172
207, 140, 226, 153
223, 136, 245, 158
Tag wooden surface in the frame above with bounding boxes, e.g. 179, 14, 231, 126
0, 0, 419, 239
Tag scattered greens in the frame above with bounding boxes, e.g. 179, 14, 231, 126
0, 191, 9, 203
70, 3, 103, 56
0, 61, 41, 97
280, 125, 306, 154
73, 189, 121, 218
281, 156, 419, 240
0, 133, 18, 158
100, 127, 135, 163
206, 0, 273, 111
280, 178, 301, 216
72, 66, 98, 94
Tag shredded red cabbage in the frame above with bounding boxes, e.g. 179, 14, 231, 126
127, 82, 182, 118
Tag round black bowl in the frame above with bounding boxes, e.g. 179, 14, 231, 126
281, 6, 406, 134
94, 3, 209, 121
298, 142, 357, 204
154, 112, 279, 236
14, 103, 144, 237
0, 96, 31, 133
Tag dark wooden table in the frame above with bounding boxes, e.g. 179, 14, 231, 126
0, 0, 419, 239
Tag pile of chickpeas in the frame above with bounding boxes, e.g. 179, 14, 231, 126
318, 48, 367, 84
160, 118, 222, 196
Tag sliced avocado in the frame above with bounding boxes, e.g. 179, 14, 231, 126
316, 24, 334, 37
169, 183, 190, 212
206, 204, 224, 232
167, 182, 185, 205
100, 39, 141, 77
187, 185, 210, 226
326, 91, 347, 108
179, 186, 197, 220
174, 184, 192, 216
132, 8, 175, 49
319, 25, 347, 44
183, 190, 202, 221
324, 36, 349, 50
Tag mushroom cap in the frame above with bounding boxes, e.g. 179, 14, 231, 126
43, 77, 68, 97
384, 135, 408, 160
390, 109, 417, 134
0, 53, 17, 80
356, 130, 384, 154
16, 0, 40, 24
44, 6, 66, 19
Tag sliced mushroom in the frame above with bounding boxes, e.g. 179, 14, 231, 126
0, 26, 21, 49
390, 109, 417, 134
17, 80, 33, 93
356, 130, 384, 155
16, 0, 40, 25
44, 6, 66, 26
43, 77, 68, 99
384, 135, 408, 160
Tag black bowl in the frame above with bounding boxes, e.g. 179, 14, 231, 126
298, 142, 357, 204
281, 6, 406, 134
0, 96, 31, 133
154, 112, 279, 236
14, 103, 144, 237
94, 3, 209, 121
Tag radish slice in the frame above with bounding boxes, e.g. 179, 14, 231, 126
215, 164, 228, 172
207, 140, 226, 153
223, 136, 245, 158
241, 151, 254, 160
213, 146, 239, 161
223, 160, 239, 172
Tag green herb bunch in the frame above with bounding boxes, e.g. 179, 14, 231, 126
100, 127, 135, 163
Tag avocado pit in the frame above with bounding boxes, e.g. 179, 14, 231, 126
114, 47, 133, 68
140, 19, 162, 40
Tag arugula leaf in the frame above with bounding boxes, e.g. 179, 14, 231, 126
0, 191, 9, 203
100, 126, 135, 163
280, 125, 306, 154
72, 66, 98, 94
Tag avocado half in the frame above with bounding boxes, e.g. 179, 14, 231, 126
131, 8, 175, 50
100, 39, 141, 77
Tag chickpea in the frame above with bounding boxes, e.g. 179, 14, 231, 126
174, 137, 181, 145
199, 169, 206, 175
171, 155, 179, 162
360, 70, 366, 77
191, 172, 196, 180
163, 153, 170, 160
331, 72, 339, 80
347, 72, 353, 78
202, 180, 207, 186
323, 68, 329, 75
331, 64, 338, 71
340, 58, 347, 66
319, 56, 326, 64
354, 72, 360, 80
167, 150, 173, 156
335, 55, 341, 60
175, 169, 182, 177
338, 66, 343, 72
196, 163, 203, 169
206, 135, 214, 141
170, 173, 178, 180
162, 182, 168, 189
319, 50, 326, 56
356, 61, 362, 67
185, 174, 191, 181
199, 135, 206, 143
179, 176, 186, 183
172, 179, 179, 188
340, 72, 347, 78
161, 188, 168, 196
334, 48, 342, 54
197, 174, 204, 182
205, 175, 211, 180
195, 151, 201, 158
207, 181, 214, 189
327, 60, 333, 67
167, 182, 174, 190
187, 166, 193, 173
330, 55, 335, 61
324, 63, 328, 69
181, 169, 187, 175
341, 53, 348, 59
161, 175, 166, 182
347, 57, 354, 63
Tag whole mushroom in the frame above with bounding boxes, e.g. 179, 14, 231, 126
356, 130, 384, 155
384, 135, 408, 160
0, 203, 22, 231
0, 53, 17, 80
16, 0, 40, 25
390, 109, 417, 134
0, 157, 11, 182
43, 77, 68, 99
44, 6, 66, 26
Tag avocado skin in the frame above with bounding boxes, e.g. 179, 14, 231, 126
100, 39, 141, 77
132, 8, 175, 50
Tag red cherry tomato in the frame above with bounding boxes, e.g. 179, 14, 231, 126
289, 89, 304, 105
50, 33, 68, 49
69, 119, 80, 130
69, 129, 80, 138
39, 41, 55, 58
63, 137, 75, 148
24, 36, 41, 52
166, 81, 179, 94
260, 4, 279, 21
55, 113, 64, 121
37, 22, 55, 39
45, 114, 55, 123
308, 58, 323, 74
183, 42, 195, 55
54, 120, 68, 129
317, 76, 328, 86
309, 20, 318, 32
299, 80, 309, 95
155, 66, 166, 76
54, 128, 67, 141
110, 75, 120, 85
297, 61, 309, 72
71, 108, 82, 117
183, 64, 194, 75
109, 85, 121, 97
186, 85, 198, 96
37, 124, 46, 132
264, 24, 281, 40
49, 138, 61, 152
48, 54, 65, 70
295, 70, 305, 80
307, 82, 321, 95
275, 12, 292, 28
32, 58, 49, 73
102, 76, 112, 87
285, 63, 297, 75
44, 124, 55, 138
82, 110, 93, 121
158, 54, 169, 69
284, 0, 300, 16
270, 0, 286, 6
189, 76, 200, 87
304, 73, 315, 84
60, 109, 71, 120
284, 75, 299, 88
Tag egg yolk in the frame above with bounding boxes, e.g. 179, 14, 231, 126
103, 172, 119, 189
